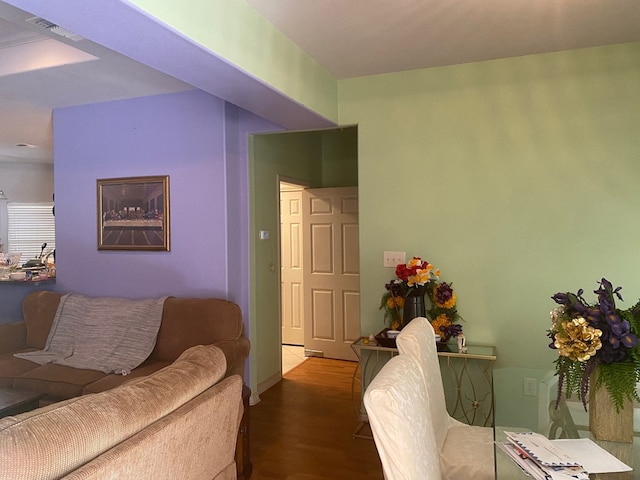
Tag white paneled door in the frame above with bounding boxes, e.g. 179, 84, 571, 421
303, 187, 359, 361
280, 189, 305, 346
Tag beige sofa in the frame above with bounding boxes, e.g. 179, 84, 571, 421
0, 290, 252, 479
0, 344, 243, 480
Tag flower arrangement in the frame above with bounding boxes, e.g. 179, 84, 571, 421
428, 281, 462, 341
380, 256, 462, 338
548, 278, 640, 412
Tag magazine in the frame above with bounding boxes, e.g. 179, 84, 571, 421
498, 431, 631, 479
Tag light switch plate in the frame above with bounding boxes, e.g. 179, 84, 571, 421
383, 251, 406, 267
523, 378, 537, 397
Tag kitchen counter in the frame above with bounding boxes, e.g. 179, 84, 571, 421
0, 278, 57, 325
0, 277, 55, 285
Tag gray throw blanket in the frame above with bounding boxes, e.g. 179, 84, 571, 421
15, 293, 166, 374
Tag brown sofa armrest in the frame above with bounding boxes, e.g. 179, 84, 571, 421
213, 337, 250, 380
22, 291, 63, 349
0, 321, 27, 354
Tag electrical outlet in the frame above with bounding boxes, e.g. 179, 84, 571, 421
523, 378, 537, 397
383, 251, 406, 267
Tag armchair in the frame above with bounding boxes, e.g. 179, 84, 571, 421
396, 317, 495, 480
364, 354, 443, 480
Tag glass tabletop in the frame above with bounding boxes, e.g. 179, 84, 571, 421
351, 336, 496, 359
493, 369, 640, 479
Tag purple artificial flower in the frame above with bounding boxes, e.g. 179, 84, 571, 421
385, 280, 406, 298
434, 282, 454, 305
551, 293, 570, 305
606, 312, 621, 325
609, 320, 638, 349
599, 343, 627, 363
442, 323, 463, 338
585, 307, 601, 325
621, 333, 639, 348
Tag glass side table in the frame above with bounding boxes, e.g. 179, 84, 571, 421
351, 337, 497, 439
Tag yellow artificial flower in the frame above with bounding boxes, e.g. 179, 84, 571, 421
386, 295, 404, 309
409, 268, 431, 286
554, 317, 602, 362
407, 257, 422, 268
430, 314, 451, 336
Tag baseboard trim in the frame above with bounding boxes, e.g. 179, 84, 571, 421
257, 371, 282, 398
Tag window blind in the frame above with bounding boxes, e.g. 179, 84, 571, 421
7, 203, 55, 266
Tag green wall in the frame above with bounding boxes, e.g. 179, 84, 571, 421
249, 128, 357, 394
321, 129, 359, 187
339, 42, 640, 379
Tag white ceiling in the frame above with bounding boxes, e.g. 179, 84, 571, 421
1, 0, 640, 164
0, 2, 192, 165
245, 0, 640, 79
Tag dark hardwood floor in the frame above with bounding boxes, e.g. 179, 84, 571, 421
249, 357, 384, 480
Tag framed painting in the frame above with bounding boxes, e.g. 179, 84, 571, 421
97, 175, 170, 251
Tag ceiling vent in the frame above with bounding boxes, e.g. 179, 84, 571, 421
25, 16, 84, 42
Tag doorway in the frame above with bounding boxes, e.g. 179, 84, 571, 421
279, 179, 308, 374
279, 180, 360, 372
251, 126, 359, 398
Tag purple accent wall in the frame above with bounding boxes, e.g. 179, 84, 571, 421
53, 90, 277, 303
223, 104, 282, 315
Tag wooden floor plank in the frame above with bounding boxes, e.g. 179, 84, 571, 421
249, 357, 384, 480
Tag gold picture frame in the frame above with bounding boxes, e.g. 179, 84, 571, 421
97, 175, 170, 251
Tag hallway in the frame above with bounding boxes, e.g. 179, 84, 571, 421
282, 345, 307, 375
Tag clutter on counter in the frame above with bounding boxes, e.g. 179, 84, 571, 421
0, 251, 56, 283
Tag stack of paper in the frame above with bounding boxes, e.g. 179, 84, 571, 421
498, 431, 632, 479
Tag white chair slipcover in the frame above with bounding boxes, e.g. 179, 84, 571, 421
364, 354, 443, 480
396, 317, 495, 480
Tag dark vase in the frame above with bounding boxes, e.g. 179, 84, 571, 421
402, 288, 426, 328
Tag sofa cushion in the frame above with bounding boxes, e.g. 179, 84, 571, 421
12, 363, 106, 400
0, 350, 40, 388
0, 321, 27, 354
22, 291, 63, 349
82, 360, 171, 395
0, 345, 228, 480
148, 297, 244, 363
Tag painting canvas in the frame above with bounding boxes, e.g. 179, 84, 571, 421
97, 176, 170, 251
